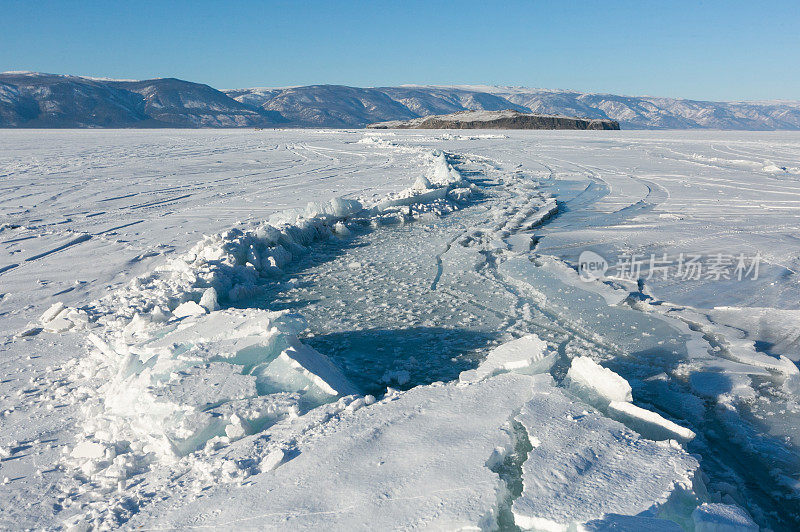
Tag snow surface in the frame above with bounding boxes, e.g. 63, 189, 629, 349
1, 129, 798, 530
512, 375, 699, 531
127, 373, 540, 530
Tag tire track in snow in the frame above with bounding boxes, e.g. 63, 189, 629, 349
23, 234, 91, 262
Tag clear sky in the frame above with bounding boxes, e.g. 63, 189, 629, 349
1, 0, 798, 101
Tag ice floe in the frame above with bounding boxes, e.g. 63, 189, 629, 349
512, 375, 701, 531
564, 355, 633, 407
459, 333, 555, 383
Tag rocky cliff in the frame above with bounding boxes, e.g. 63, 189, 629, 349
367, 110, 620, 130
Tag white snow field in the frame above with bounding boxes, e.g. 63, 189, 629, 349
1, 129, 800, 530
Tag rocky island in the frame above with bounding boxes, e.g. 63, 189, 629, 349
367, 109, 620, 130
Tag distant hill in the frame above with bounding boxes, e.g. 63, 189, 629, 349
0, 72, 284, 128
227, 84, 418, 128
2, 72, 800, 129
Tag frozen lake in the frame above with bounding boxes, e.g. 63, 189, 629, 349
2, 129, 799, 529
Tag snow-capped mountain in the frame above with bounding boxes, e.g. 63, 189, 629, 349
2, 72, 800, 129
469, 86, 800, 130
226, 85, 419, 128
230, 84, 800, 129
0, 72, 284, 128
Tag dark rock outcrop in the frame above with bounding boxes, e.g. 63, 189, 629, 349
367, 110, 620, 130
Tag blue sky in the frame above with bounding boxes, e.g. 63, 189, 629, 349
1, 0, 798, 101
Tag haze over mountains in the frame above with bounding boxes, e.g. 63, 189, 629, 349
2, 71, 800, 130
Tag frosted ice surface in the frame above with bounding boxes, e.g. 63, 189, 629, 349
131, 374, 539, 530
692, 503, 758, 532
158, 362, 256, 407
512, 375, 699, 531
581, 515, 684, 531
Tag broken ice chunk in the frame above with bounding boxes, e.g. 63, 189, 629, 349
259, 449, 285, 472
43, 314, 74, 333
124, 313, 151, 337
173, 301, 207, 318
143, 309, 292, 366
607, 401, 696, 443
224, 414, 250, 440
459, 334, 555, 383
304, 197, 363, 218
381, 369, 411, 386
86, 308, 352, 461
512, 375, 699, 531
412, 175, 432, 191
130, 364, 261, 455
332, 221, 351, 236
199, 287, 220, 312
252, 343, 358, 401
207, 393, 300, 433
447, 187, 472, 202
65, 308, 89, 327
692, 503, 757, 532
564, 356, 632, 408
71, 441, 106, 460
40, 301, 65, 323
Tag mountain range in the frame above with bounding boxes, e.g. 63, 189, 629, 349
2, 71, 799, 130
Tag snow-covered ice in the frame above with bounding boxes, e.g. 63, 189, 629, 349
564, 355, 633, 407
126, 373, 539, 530
459, 334, 554, 383
692, 503, 758, 532
2, 129, 799, 529
512, 375, 700, 531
